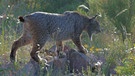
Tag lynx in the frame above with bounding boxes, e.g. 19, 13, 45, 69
10, 11, 101, 63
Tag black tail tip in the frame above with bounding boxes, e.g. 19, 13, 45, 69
18, 16, 25, 22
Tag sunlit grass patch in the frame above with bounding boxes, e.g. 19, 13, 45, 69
0, 0, 135, 75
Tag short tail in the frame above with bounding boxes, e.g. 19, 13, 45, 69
18, 16, 25, 22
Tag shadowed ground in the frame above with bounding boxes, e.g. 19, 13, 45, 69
0, 45, 116, 76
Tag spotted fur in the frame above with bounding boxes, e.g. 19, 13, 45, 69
10, 11, 101, 63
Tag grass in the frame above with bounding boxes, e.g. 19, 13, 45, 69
0, 0, 135, 76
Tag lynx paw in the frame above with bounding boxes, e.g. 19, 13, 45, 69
10, 55, 16, 63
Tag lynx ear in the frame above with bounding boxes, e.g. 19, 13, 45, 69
91, 15, 98, 20
91, 13, 101, 20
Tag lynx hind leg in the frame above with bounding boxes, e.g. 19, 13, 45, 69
56, 41, 64, 57
10, 33, 32, 62
30, 44, 43, 63
30, 36, 48, 64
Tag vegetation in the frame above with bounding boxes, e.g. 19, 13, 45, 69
0, 0, 135, 75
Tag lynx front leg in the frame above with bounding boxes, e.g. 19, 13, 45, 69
10, 34, 32, 62
56, 41, 63, 56
72, 37, 88, 54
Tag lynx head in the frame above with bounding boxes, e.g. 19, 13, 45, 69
86, 15, 101, 41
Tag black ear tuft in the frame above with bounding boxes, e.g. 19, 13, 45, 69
18, 16, 25, 22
